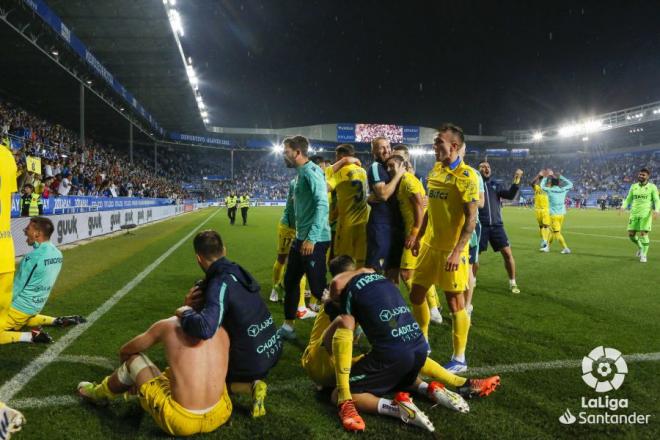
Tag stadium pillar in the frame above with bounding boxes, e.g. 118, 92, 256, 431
79, 83, 85, 149
154, 142, 158, 173
231, 150, 234, 179
129, 123, 133, 165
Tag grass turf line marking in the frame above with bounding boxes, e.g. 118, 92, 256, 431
13, 351, 660, 409
520, 227, 660, 242
0, 209, 220, 403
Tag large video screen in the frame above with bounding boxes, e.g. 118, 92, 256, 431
355, 124, 403, 143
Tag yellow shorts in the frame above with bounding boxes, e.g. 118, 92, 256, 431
0, 307, 32, 331
0, 272, 13, 322
535, 209, 550, 227
400, 247, 418, 270
138, 370, 232, 437
276, 223, 296, 255
550, 215, 565, 232
301, 343, 336, 388
411, 244, 469, 293
334, 222, 367, 267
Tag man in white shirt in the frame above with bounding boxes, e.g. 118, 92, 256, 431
58, 173, 71, 196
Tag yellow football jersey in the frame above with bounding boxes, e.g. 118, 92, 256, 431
422, 159, 479, 252
1, 146, 18, 273
533, 184, 549, 210
397, 172, 426, 234
326, 163, 368, 225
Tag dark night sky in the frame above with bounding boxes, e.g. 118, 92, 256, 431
177, 1, 660, 133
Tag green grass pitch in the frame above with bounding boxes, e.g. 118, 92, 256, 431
2, 207, 658, 439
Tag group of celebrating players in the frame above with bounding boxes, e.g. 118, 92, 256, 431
1, 122, 657, 438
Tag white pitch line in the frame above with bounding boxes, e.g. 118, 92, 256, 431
56, 355, 115, 370
10, 351, 660, 409
520, 227, 660, 243
0, 209, 219, 403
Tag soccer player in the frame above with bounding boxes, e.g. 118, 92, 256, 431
278, 136, 331, 340
390, 146, 443, 323
364, 137, 405, 281
623, 167, 659, 262
325, 144, 369, 267
324, 256, 500, 432
269, 177, 316, 318
0, 217, 86, 345
477, 162, 522, 294
239, 193, 250, 225
531, 170, 551, 251
177, 230, 282, 417
410, 123, 479, 373
1, 144, 17, 333
0, 401, 25, 440
540, 172, 573, 254
78, 316, 232, 437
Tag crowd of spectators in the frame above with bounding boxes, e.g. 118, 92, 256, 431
3, 97, 658, 205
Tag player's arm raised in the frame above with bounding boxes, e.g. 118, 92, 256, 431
178, 276, 226, 340
371, 160, 405, 202
332, 156, 361, 173
119, 318, 168, 363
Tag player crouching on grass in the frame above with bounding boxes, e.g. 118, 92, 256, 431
319, 255, 500, 432
176, 230, 282, 418
0, 401, 26, 440
77, 314, 232, 437
0, 217, 86, 345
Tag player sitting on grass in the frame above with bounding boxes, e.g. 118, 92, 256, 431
176, 230, 282, 418
0, 217, 86, 345
320, 255, 500, 432
623, 167, 659, 263
77, 315, 232, 437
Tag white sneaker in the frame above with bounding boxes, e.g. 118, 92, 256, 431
269, 288, 279, 302
308, 302, 321, 312
430, 308, 443, 325
427, 381, 470, 413
296, 308, 317, 320
640, 255, 647, 263
466, 304, 474, 319
540, 245, 550, 253
561, 248, 571, 254
0, 402, 26, 440
393, 392, 435, 432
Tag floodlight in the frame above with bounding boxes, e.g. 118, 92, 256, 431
532, 132, 543, 141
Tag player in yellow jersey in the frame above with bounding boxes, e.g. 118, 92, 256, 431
531, 169, 551, 251
0, 145, 27, 436
325, 144, 369, 268
410, 124, 479, 373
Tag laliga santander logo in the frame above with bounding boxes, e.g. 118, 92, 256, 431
581, 346, 627, 393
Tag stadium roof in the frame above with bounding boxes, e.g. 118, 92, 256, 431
0, 0, 203, 144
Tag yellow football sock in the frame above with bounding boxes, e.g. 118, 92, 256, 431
412, 300, 430, 339
25, 314, 56, 327
298, 279, 306, 310
0, 331, 24, 345
541, 227, 550, 242
95, 376, 120, 400
230, 382, 253, 395
452, 309, 470, 358
426, 285, 438, 310
272, 260, 285, 286
548, 233, 555, 245
332, 328, 354, 404
420, 358, 467, 387
557, 233, 568, 249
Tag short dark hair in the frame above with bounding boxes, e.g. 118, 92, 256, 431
438, 123, 465, 144
193, 230, 224, 260
310, 155, 324, 165
335, 144, 355, 157
386, 155, 404, 166
329, 255, 355, 277
283, 135, 309, 157
30, 217, 54, 239
640, 167, 650, 174
23, 184, 34, 190
392, 144, 409, 154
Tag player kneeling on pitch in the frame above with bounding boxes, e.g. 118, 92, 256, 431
77, 314, 232, 437
321, 255, 501, 432
0, 217, 85, 345
176, 230, 282, 418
